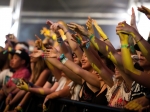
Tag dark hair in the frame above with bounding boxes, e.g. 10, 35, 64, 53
0, 51, 9, 70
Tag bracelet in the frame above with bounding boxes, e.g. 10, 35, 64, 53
58, 54, 65, 61
86, 41, 90, 49
130, 45, 135, 53
64, 30, 69, 35
104, 38, 109, 41
77, 38, 81, 44
61, 58, 68, 64
57, 37, 63, 43
136, 37, 143, 43
89, 34, 94, 40
121, 44, 129, 48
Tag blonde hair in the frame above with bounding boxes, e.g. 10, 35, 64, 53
31, 57, 47, 83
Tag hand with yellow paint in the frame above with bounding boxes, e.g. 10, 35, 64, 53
16, 79, 29, 91
138, 5, 150, 19
125, 96, 149, 111
86, 17, 94, 35
116, 21, 136, 38
92, 19, 108, 40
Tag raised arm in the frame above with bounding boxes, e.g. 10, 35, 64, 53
67, 23, 133, 87
116, 21, 150, 62
92, 19, 114, 48
117, 31, 150, 88
44, 47, 100, 88
83, 45, 114, 87
50, 21, 83, 60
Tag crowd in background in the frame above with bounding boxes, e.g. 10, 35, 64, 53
0, 5, 150, 112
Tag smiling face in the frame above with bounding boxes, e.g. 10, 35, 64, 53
138, 52, 150, 68
81, 53, 91, 70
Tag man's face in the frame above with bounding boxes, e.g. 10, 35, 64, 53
10, 54, 25, 69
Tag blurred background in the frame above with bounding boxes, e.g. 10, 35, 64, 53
0, 0, 150, 48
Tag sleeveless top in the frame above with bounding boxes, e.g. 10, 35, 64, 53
92, 87, 108, 105
79, 81, 99, 102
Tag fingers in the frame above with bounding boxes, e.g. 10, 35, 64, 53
35, 35, 41, 40
132, 7, 135, 16
46, 20, 53, 26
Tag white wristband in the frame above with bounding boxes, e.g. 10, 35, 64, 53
62, 58, 68, 64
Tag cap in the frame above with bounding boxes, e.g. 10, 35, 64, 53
13, 50, 30, 66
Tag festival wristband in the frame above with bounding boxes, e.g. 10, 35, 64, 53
89, 34, 94, 40
61, 58, 68, 64
121, 44, 129, 48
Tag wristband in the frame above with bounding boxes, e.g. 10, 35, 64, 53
86, 41, 90, 49
58, 54, 65, 61
104, 38, 109, 41
121, 44, 129, 48
89, 34, 94, 40
61, 58, 68, 64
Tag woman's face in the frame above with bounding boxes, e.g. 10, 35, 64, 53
81, 53, 91, 70
138, 52, 150, 68
30, 47, 39, 63
72, 53, 80, 65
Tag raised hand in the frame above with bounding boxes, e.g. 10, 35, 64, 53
86, 17, 94, 35
44, 47, 59, 58
67, 23, 89, 36
30, 50, 43, 58
130, 8, 136, 27
35, 35, 43, 49
138, 5, 150, 19
116, 21, 136, 37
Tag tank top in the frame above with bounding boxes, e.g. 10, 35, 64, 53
79, 81, 99, 102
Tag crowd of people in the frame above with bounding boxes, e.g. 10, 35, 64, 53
0, 5, 150, 112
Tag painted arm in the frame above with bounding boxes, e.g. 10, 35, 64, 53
116, 21, 150, 62
57, 23, 83, 60
92, 19, 113, 47
28, 82, 59, 95
83, 46, 114, 87
118, 32, 150, 88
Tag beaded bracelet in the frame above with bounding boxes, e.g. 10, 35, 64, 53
121, 44, 129, 48
136, 37, 143, 43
